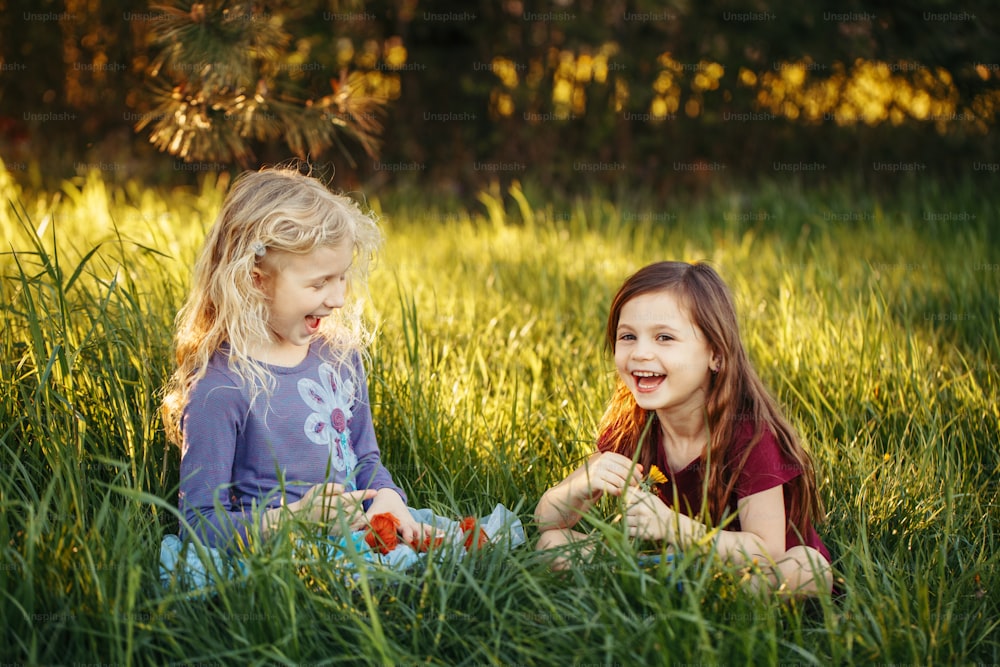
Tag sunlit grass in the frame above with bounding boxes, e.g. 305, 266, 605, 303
1, 163, 998, 664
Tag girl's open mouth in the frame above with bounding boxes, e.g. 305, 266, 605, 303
633, 371, 665, 392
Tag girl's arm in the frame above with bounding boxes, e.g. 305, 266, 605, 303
178, 370, 256, 548
624, 484, 786, 562
719, 485, 788, 561
625, 485, 833, 594
535, 452, 643, 531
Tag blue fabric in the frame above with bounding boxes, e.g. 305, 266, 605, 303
637, 553, 676, 566
638, 552, 683, 591
160, 504, 525, 591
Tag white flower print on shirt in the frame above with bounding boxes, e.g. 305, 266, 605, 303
298, 362, 358, 487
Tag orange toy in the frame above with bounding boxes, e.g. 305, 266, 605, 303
364, 513, 401, 555
363, 513, 486, 555
458, 516, 488, 550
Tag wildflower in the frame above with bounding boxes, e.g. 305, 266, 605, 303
647, 465, 668, 485
640, 464, 668, 492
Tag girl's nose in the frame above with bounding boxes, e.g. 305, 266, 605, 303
325, 281, 347, 308
631, 339, 654, 359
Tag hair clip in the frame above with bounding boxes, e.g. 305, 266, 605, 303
251, 241, 267, 257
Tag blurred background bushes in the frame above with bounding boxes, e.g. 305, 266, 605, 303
0, 0, 997, 199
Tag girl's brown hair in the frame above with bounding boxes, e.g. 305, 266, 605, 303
597, 261, 824, 536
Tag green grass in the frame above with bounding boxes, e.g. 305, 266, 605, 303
2, 163, 999, 665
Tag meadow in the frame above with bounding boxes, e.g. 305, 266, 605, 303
1, 162, 998, 666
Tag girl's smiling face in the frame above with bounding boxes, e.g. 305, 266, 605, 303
614, 290, 719, 416
253, 240, 353, 363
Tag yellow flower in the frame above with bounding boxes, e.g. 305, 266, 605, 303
647, 465, 668, 485
639, 465, 668, 493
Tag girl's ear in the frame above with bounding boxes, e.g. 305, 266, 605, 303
710, 351, 722, 374
251, 265, 268, 290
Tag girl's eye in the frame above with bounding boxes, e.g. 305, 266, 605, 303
618, 333, 636, 341
657, 334, 674, 342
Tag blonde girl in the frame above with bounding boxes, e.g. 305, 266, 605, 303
535, 261, 833, 595
162, 166, 436, 549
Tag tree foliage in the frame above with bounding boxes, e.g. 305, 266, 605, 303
0, 0, 996, 188
140, 0, 388, 165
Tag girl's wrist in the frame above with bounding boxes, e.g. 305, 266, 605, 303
675, 513, 707, 547
368, 487, 406, 512
568, 476, 597, 506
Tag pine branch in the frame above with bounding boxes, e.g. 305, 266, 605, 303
138, 0, 387, 165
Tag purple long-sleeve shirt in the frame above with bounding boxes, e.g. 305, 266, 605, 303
178, 342, 405, 548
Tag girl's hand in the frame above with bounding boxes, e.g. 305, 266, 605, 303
534, 452, 644, 531
578, 452, 644, 501
287, 483, 375, 531
365, 488, 446, 546
395, 516, 446, 547
623, 486, 674, 543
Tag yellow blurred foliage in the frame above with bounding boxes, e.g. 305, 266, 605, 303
481, 45, 990, 134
